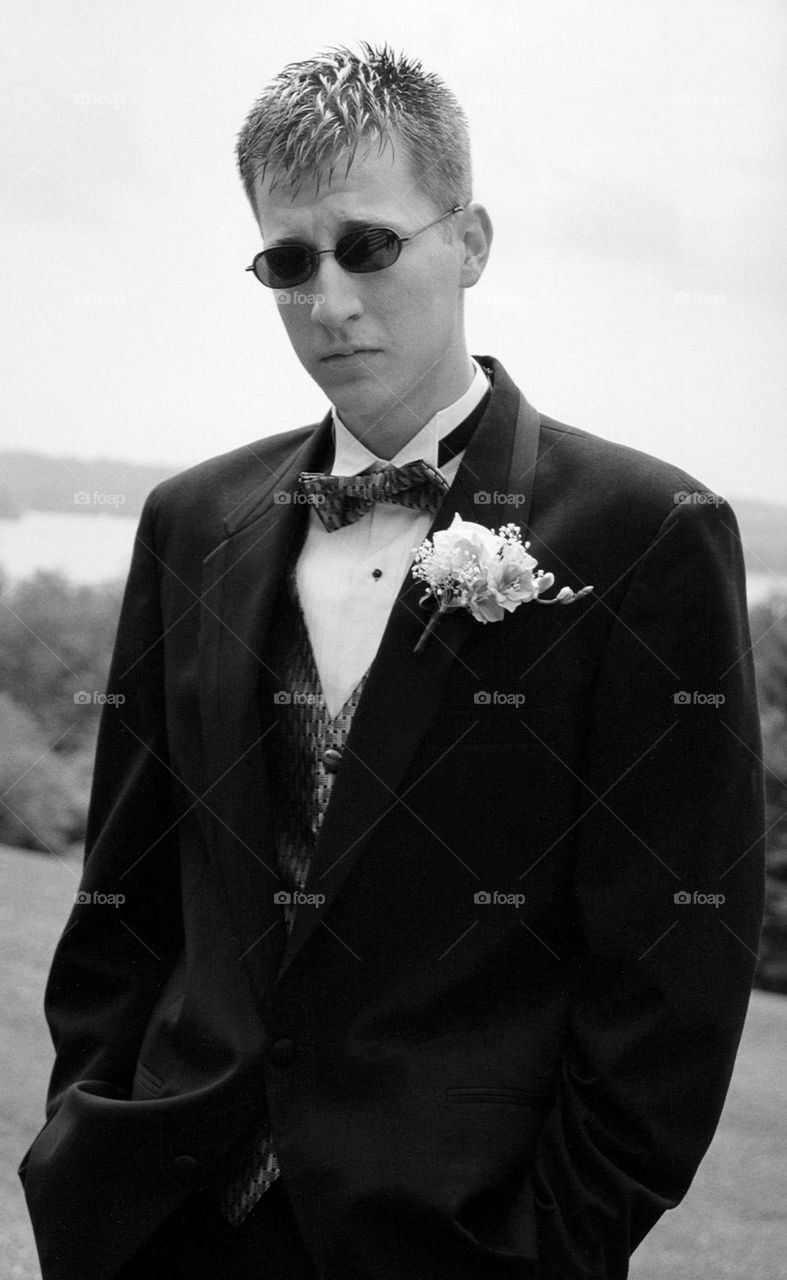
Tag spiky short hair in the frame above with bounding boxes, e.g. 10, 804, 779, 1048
236, 43, 472, 213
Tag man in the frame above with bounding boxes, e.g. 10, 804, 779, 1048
21, 43, 764, 1280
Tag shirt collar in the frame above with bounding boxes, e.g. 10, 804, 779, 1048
330, 357, 490, 476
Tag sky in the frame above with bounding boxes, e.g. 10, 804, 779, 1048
2, 0, 786, 503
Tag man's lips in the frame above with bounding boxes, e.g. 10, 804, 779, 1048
318, 347, 381, 362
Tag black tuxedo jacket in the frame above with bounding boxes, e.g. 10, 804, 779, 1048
20, 358, 764, 1280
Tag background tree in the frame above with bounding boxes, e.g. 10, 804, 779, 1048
750, 594, 787, 991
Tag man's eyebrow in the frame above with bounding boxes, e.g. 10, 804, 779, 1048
266, 214, 400, 246
336, 215, 398, 232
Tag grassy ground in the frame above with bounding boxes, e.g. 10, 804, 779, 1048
2, 842, 785, 1279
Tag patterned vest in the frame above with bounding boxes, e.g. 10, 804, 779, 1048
218, 563, 370, 1225
269, 565, 369, 929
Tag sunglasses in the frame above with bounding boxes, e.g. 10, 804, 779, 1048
245, 205, 464, 290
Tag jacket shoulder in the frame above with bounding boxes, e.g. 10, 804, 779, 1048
536, 413, 722, 530
148, 423, 319, 514
488, 358, 718, 519
133, 422, 321, 562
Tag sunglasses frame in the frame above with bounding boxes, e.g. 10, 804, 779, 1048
245, 205, 464, 289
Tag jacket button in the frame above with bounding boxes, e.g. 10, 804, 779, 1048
322, 748, 342, 773
270, 1037, 297, 1066
172, 1154, 198, 1183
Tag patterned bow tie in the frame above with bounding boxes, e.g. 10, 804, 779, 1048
299, 460, 450, 533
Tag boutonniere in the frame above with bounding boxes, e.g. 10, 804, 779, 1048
411, 514, 593, 653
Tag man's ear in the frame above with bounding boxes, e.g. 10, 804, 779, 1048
458, 202, 493, 288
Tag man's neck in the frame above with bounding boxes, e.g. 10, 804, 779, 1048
337, 354, 476, 461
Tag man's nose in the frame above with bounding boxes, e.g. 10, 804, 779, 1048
309, 256, 363, 330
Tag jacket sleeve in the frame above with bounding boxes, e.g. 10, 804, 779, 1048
531, 494, 765, 1279
40, 489, 184, 1120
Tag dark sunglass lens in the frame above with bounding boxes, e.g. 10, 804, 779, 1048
256, 245, 313, 287
337, 227, 400, 273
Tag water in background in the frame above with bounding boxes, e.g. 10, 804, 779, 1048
0, 511, 139, 584
1, 510, 786, 603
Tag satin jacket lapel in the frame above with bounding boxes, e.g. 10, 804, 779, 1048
278, 362, 542, 980
198, 417, 333, 1003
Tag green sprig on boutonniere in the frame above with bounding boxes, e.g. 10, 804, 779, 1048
411, 514, 593, 654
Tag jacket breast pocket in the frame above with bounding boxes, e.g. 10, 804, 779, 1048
444, 1086, 551, 1108
131, 1060, 165, 1100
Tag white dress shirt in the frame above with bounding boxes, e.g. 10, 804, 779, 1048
295, 359, 490, 718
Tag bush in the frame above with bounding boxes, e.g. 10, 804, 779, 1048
750, 594, 787, 992
0, 692, 92, 852
0, 569, 121, 852
0, 569, 123, 752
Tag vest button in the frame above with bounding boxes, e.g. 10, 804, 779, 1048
270, 1037, 297, 1066
322, 748, 343, 773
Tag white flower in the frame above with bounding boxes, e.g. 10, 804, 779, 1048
486, 539, 553, 610
411, 515, 592, 652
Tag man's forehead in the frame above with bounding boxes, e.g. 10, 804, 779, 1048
253, 137, 430, 232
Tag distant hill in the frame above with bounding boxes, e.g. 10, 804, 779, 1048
1, 450, 785, 578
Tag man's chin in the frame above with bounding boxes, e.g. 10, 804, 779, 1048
310, 362, 396, 421
331, 391, 396, 436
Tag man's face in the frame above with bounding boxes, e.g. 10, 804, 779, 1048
252, 139, 470, 445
